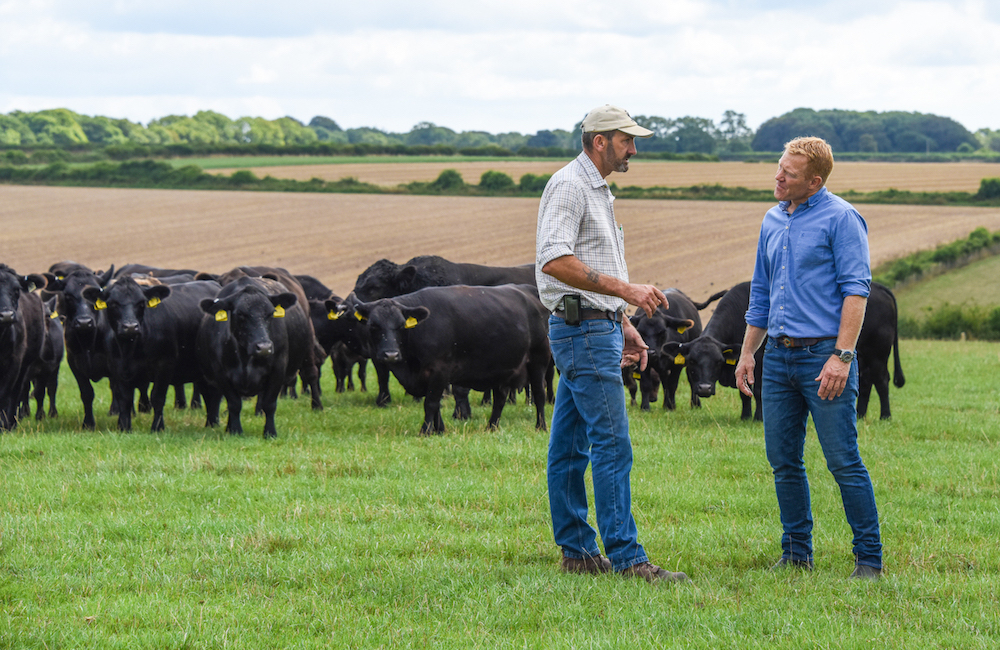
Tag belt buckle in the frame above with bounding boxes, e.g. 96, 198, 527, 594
780, 336, 793, 348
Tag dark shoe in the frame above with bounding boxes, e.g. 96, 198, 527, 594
561, 554, 612, 575
619, 561, 689, 583
849, 564, 882, 580
770, 557, 814, 571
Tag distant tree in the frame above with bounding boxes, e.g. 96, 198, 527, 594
313, 128, 349, 144
21, 109, 89, 146
0, 114, 36, 146
717, 110, 753, 153
75, 115, 129, 145
308, 116, 342, 132
237, 117, 285, 145
430, 169, 464, 191
407, 122, 457, 146
495, 132, 529, 151
346, 127, 398, 145
526, 130, 560, 148
275, 116, 318, 145
752, 108, 842, 151
193, 110, 243, 142
479, 170, 515, 191
454, 131, 493, 148
149, 115, 223, 144
858, 133, 879, 152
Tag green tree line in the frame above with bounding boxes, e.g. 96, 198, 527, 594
3, 107, 999, 157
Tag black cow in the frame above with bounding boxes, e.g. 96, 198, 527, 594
856, 282, 906, 420
308, 296, 368, 394
0, 266, 46, 430
628, 288, 726, 411
196, 276, 313, 438
82, 277, 221, 431
662, 282, 764, 421
353, 284, 551, 434
205, 267, 323, 409
23, 296, 64, 420
42, 267, 115, 429
115, 263, 201, 278
353, 255, 535, 301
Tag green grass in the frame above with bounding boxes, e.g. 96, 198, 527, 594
895, 253, 1000, 320
2, 340, 999, 648
170, 156, 557, 170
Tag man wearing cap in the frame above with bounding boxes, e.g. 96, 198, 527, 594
536, 104, 689, 583
735, 136, 883, 580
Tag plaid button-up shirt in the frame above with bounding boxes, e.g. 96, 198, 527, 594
535, 152, 630, 313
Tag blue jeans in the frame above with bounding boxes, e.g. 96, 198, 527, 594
547, 315, 647, 572
762, 337, 882, 568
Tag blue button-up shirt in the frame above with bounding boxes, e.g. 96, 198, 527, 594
745, 187, 871, 339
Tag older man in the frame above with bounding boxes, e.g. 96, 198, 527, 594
735, 136, 883, 580
536, 104, 688, 583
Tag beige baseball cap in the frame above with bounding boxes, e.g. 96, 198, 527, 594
581, 104, 653, 138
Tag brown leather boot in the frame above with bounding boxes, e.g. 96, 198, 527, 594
619, 561, 689, 583
560, 555, 613, 575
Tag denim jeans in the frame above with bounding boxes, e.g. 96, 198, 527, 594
547, 315, 648, 572
762, 337, 882, 568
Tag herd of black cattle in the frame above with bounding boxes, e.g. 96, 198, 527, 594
0, 256, 905, 437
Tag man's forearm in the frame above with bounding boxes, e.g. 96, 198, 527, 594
837, 295, 868, 350
541, 255, 627, 300
741, 324, 767, 360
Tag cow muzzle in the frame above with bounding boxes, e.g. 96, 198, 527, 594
253, 341, 274, 358
0, 311, 14, 325
379, 350, 402, 363
73, 316, 95, 331
118, 322, 140, 340
695, 383, 716, 398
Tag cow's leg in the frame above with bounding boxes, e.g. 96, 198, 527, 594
357, 360, 367, 392
70, 362, 96, 429
137, 382, 151, 413
260, 391, 279, 439
421, 386, 446, 435
374, 361, 392, 406
173, 383, 187, 409
201, 384, 221, 428
114, 384, 134, 432
45, 374, 58, 418
452, 385, 472, 420
661, 368, 680, 411
739, 392, 753, 420
189, 384, 202, 410
225, 394, 244, 434
33, 380, 46, 420
149, 381, 170, 432
486, 387, 507, 430
639, 369, 653, 411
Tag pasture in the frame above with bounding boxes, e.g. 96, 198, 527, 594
2, 179, 1000, 647
203, 158, 1000, 193
1, 339, 998, 648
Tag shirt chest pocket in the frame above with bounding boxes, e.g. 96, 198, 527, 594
795, 229, 832, 267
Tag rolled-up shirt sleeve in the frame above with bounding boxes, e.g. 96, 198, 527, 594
833, 208, 872, 299
745, 222, 771, 329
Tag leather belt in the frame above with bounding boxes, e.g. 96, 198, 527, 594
774, 335, 836, 348
553, 308, 623, 323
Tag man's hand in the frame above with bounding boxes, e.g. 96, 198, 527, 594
735, 355, 756, 397
816, 356, 851, 399
621, 317, 649, 370
623, 283, 668, 318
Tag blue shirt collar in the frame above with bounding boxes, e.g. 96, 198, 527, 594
779, 186, 829, 213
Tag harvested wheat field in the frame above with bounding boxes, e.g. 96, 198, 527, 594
211, 160, 1000, 193
4, 185, 1000, 301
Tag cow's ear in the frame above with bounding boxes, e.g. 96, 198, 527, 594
200, 298, 220, 315
401, 306, 430, 329
143, 284, 171, 307
397, 265, 417, 291
324, 298, 348, 320
629, 313, 642, 327
270, 292, 297, 310
662, 316, 695, 334
22, 273, 48, 292
661, 341, 685, 365
81, 286, 105, 307
353, 302, 373, 322
42, 273, 65, 292
722, 346, 740, 365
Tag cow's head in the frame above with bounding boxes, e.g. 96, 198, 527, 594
662, 335, 739, 398
202, 279, 297, 361
352, 298, 430, 363
630, 308, 696, 370
352, 259, 420, 302
42, 267, 113, 336
0, 265, 46, 327
82, 276, 171, 343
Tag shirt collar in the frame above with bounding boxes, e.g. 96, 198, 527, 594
779, 186, 828, 213
576, 152, 609, 190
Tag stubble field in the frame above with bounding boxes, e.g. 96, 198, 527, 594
3, 182, 1000, 302
208, 159, 1000, 193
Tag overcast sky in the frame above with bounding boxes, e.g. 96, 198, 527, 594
2, 0, 997, 135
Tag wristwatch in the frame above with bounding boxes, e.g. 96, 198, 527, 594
833, 348, 855, 363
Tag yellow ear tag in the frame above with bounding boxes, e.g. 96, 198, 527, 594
354, 311, 365, 321
726, 358, 737, 365
673, 353, 686, 365
405, 317, 419, 329
327, 310, 340, 320
273, 305, 285, 318
147, 297, 161, 308
632, 372, 641, 380
50, 311, 59, 320
677, 326, 688, 334
56, 275, 65, 280
215, 310, 228, 322
95, 299, 107, 310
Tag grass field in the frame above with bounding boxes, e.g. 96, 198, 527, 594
198, 157, 1000, 193
1, 338, 998, 648
895, 254, 1000, 320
